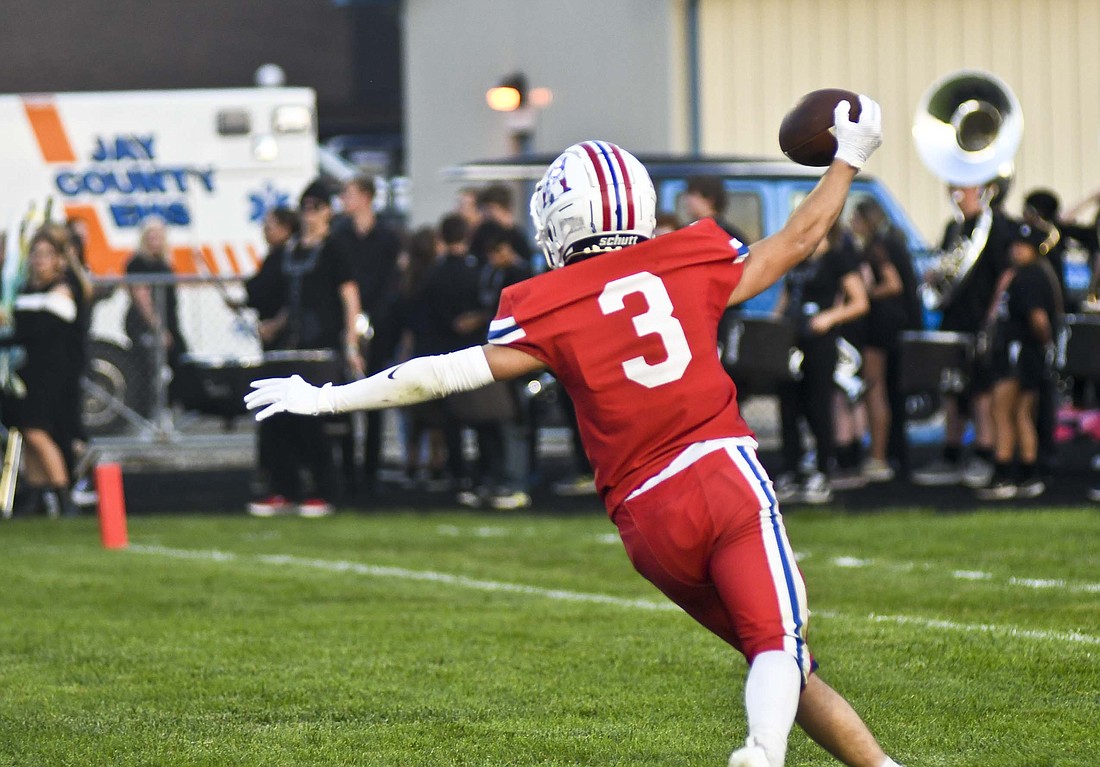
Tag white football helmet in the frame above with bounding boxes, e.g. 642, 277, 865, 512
529, 140, 657, 269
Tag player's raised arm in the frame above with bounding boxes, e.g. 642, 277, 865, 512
243, 344, 544, 421
728, 95, 882, 307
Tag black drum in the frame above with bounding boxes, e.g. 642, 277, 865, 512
1061, 314, 1100, 380
898, 331, 974, 394
718, 312, 799, 391
176, 349, 343, 417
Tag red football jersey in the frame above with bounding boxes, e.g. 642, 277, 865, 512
489, 219, 754, 510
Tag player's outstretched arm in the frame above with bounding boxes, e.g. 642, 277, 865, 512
244, 344, 544, 421
728, 95, 882, 307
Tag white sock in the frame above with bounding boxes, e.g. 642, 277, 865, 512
879, 759, 902, 767
744, 650, 801, 767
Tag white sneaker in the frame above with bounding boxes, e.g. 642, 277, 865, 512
912, 458, 962, 486
1089, 485, 1100, 502
70, 477, 99, 507
488, 490, 531, 510
456, 489, 482, 508
1016, 477, 1046, 499
829, 468, 867, 491
801, 472, 833, 504
727, 742, 770, 767
552, 474, 597, 496
861, 457, 895, 483
773, 472, 800, 503
976, 479, 1017, 501
961, 456, 994, 488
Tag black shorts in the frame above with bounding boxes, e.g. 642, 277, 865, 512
970, 351, 994, 394
991, 341, 1052, 391
864, 302, 905, 350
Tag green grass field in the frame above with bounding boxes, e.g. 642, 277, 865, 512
1, 505, 1097, 767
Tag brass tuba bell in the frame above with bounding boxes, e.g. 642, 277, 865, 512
912, 69, 1023, 310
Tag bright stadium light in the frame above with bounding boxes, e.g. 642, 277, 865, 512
528, 87, 553, 108
486, 86, 522, 112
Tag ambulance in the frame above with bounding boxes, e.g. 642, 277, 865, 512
0, 87, 321, 432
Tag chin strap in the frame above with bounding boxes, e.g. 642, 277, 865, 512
564, 233, 651, 265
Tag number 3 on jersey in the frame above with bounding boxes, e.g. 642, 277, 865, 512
598, 271, 692, 388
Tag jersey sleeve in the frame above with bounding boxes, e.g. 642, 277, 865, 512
486, 284, 555, 368
706, 230, 749, 311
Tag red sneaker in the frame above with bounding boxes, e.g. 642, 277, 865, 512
297, 498, 334, 518
247, 495, 290, 517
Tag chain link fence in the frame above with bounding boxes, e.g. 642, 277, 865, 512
82, 274, 261, 441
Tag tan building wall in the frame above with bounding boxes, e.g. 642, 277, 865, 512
404, 0, 685, 227
697, 0, 1100, 242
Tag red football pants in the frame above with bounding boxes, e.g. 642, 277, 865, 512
612, 439, 812, 678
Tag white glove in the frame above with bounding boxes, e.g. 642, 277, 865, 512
833, 94, 882, 170
244, 375, 334, 421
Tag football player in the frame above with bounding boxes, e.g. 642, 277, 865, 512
246, 97, 902, 767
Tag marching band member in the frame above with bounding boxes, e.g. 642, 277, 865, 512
911, 183, 1014, 489
977, 222, 1061, 499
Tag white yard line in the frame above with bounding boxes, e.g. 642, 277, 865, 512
130, 544, 1100, 647
814, 610, 1100, 647
826, 555, 1100, 594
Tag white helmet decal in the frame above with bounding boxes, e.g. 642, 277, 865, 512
530, 140, 656, 269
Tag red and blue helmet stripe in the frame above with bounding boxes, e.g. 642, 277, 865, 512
579, 140, 636, 233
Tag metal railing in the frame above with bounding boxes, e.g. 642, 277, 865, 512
83, 273, 261, 443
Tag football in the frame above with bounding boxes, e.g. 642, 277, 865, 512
778, 88, 862, 166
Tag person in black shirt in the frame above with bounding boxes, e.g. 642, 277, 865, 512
1019, 189, 1070, 479
36, 221, 93, 475
263, 184, 366, 372
469, 228, 533, 509
419, 213, 484, 494
245, 207, 299, 347
1022, 190, 1068, 306
244, 206, 298, 513
1, 227, 83, 517
124, 217, 188, 411
58, 219, 97, 506
977, 222, 1060, 500
477, 229, 533, 312
468, 184, 533, 268
849, 198, 921, 481
389, 225, 447, 488
831, 227, 870, 489
247, 181, 362, 517
453, 186, 483, 237
772, 222, 868, 504
333, 175, 402, 349
331, 175, 403, 496
913, 184, 1013, 489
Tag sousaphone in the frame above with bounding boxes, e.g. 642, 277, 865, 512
912, 69, 1023, 310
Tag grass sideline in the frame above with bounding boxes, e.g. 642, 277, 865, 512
1, 507, 1097, 766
